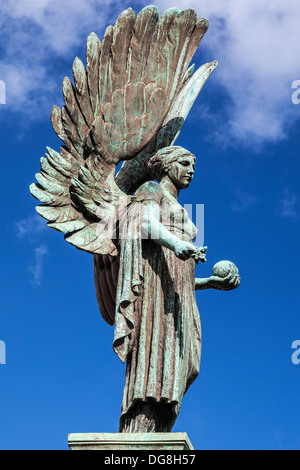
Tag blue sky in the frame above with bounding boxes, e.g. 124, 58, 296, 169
0, 0, 300, 450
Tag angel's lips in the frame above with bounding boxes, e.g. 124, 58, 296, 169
185, 174, 194, 180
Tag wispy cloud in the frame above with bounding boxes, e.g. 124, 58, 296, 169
15, 214, 46, 239
277, 189, 300, 219
29, 244, 48, 286
157, 0, 300, 145
1, 0, 300, 145
0, 0, 127, 116
15, 214, 48, 285
231, 187, 258, 213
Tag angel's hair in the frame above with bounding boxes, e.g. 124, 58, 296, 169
146, 146, 195, 182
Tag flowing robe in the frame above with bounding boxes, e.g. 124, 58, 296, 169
110, 181, 202, 430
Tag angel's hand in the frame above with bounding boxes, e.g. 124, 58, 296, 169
174, 240, 197, 261
208, 273, 240, 291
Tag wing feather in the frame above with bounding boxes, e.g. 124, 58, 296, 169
50, 105, 82, 160
99, 25, 114, 106
127, 6, 159, 84
40, 155, 67, 184
65, 223, 118, 255
86, 32, 101, 115
36, 205, 85, 226
35, 173, 69, 197
30, 184, 61, 205
47, 220, 87, 232
166, 9, 198, 99
62, 77, 90, 149
61, 106, 84, 156
72, 57, 94, 126
46, 146, 80, 178
110, 8, 136, 91
181, 18, 209, 79
143, 8, 180, 90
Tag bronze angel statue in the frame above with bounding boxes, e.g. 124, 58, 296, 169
30, 6, 240, 433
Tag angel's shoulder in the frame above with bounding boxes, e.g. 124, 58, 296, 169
134, 181, 164, 203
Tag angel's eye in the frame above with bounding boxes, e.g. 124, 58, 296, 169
180, 161, 190, 166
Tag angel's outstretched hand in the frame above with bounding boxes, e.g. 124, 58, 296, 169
208, 273, 240, 291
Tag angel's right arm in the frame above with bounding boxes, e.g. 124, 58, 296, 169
140, 200, 196, 260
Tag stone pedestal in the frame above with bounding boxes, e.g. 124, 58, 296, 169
68, 432, 194, 450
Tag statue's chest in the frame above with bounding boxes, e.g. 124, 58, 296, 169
160, 199, 197, 241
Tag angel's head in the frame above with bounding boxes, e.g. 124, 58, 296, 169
146, 146, 196, 189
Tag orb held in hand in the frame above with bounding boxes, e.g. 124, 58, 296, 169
212, 260, 239, 278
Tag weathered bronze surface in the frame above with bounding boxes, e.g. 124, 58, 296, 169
30, 6, 240, 433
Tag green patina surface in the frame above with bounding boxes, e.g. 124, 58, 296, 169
29, 6, 240, 435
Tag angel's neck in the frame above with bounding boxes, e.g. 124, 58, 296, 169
160, 176, 180, 200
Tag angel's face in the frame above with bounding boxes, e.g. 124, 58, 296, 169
167, 154, 195, 189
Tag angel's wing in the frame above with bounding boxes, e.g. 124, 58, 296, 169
30, 6, 217, 256
115, 59, 217, 193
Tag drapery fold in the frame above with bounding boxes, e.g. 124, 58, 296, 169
113, 201, 144, 362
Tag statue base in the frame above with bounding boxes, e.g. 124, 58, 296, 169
68, 432, 194, 450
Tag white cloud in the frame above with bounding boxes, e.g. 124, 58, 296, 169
29, 244, 48, 286
15, 214, 48, 285
0, 0, 127, 115
0, 0, 122, 55
277, 189, 300, 219
231, 187, 258, 213
1, 0, 300, 144
15, 214, 47, 238
156, 0, 300, 144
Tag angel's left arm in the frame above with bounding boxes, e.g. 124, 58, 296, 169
195, 274, 240, 291
195, 278, 211, 290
